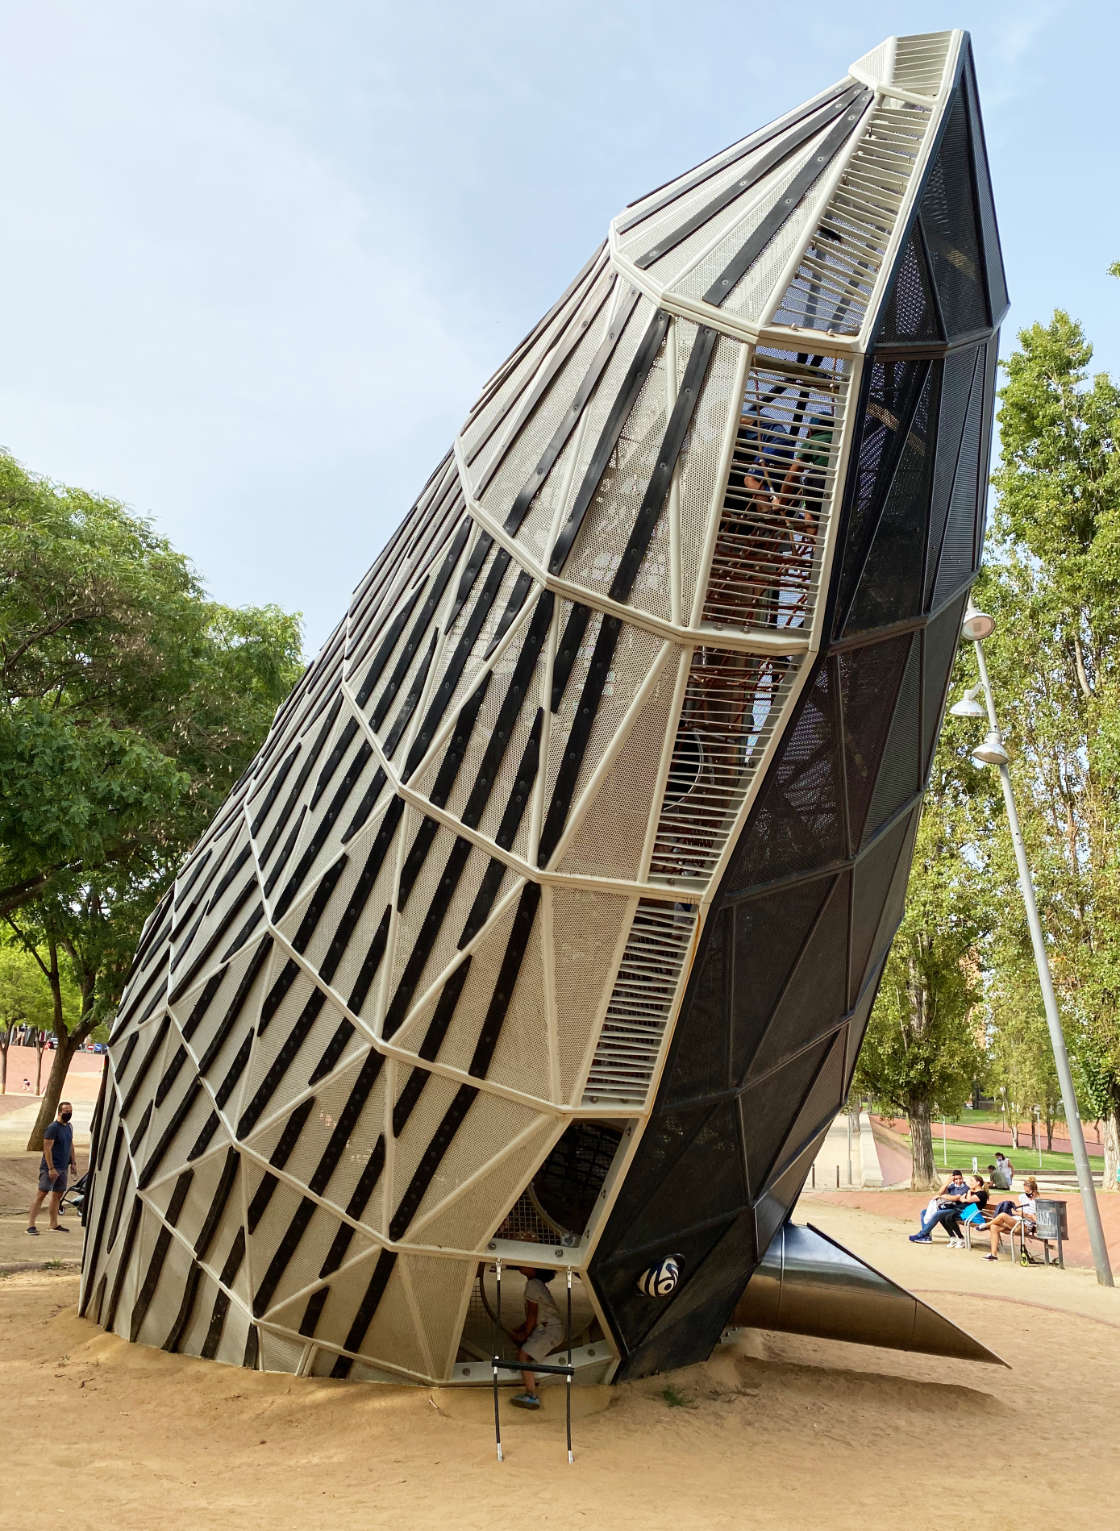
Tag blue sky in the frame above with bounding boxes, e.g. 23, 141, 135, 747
3, 1, 1116, 654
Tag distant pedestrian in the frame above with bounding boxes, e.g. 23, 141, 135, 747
991, 1152, 1012, 1189
26, 1101, 78, 1236
22, 1077, 31, 1093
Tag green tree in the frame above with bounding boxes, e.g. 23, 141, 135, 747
0, 453, 304, 1147
0, 453, 303, 917
979, 301, 1120, 1188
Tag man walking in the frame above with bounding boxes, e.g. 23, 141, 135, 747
27, 1101, 78, 1235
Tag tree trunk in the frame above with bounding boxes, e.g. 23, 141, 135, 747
909, 1101, 937, 1189
35, 1036, 45, 1093
24, 933, 91, 1152
0, 1033, 7, 1093
1101, 1109, 1120, 1194
1008, 1118, 1020, 1150
24, 1028, 85, 1152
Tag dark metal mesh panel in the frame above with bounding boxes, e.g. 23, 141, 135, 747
832, 359, 929, 636
740, 1033, 834, 1194
962, 59, 1009, 323
843, 956, 887, 1087
838, 634, 911, 851
532, 1121, 622, 1236
596, 1214, 741, 1357
864, 804, 922, 975
661, 907, 732, 1104
611, 1209, 757, 1378
730, 662, 843, 885
849, 812, 913, 1004
863, 635, 921, 844
919, 91, 988, 337
747, 871, 850, 1081
615, 1100, 747, 1254
924, 347, 979, 606
932, 344, 986, 606
921, 592, 968, 773
844, 364, 937, 634
766, 1028, 846, 1180
753, 1136, 820, 1254
874, 227, 944, 345
729, 875, 835, 1083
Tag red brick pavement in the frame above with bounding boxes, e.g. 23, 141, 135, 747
871, 1113, 1103, 1156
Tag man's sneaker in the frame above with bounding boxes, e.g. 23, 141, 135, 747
25, 1227, 39, 1236
510, 1392, 541, 1410
908, 1234, 932, 1244
950, 1237, 965, 1248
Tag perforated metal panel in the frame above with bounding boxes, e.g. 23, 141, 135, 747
84, 28, 1005, 1389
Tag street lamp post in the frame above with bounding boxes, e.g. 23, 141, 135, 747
955, 607, 1114, 1286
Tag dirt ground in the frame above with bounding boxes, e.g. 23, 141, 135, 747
2, 1197, 1119, 1531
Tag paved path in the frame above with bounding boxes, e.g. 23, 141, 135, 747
871, 1113, 1104, 1156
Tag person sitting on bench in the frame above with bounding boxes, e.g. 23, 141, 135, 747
940, 1174, 990, 1245
984, 1176, 1039, 1261
909, 1170, 968, 1242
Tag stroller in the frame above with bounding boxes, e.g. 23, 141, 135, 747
58, 1171, 90, 1227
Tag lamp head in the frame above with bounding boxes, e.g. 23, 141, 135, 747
961, 605, 996, 642
949, 687, 985, 719
971, 730, 1009, 768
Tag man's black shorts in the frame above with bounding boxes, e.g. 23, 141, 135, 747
38, 1163, 67, 1196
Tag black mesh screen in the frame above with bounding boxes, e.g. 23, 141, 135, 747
611, 1210, 757, 1378
925, 346, 979, 605
843, 957, 886, 1087
616, 1100, 747, 1254
963, 60, 1009, 323
731, 663, 843, 885
932, 345, 986, 607
661, 908, 732, 1105
844, 364, 937, 635
768, 1029, 846, 1178
832, 359, 929, 637
921, 592, 968, 773
729, 875, 834, 1080
874, 226, 944, 345
747, 872, 850, 1081
740, 1033, 834, 1194
919, 92, 988, 337
597, 1214, 740, 1355
839, 634, 911, 851
533, 1121, 622, 1234
754, 1136, 821, 1252
849, 812, 912, 1003
863, 635, 921, 844
865, 805, 922, 974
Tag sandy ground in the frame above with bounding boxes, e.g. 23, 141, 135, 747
2, 1199, 1119, 1531
3, 1070, 1118, 1529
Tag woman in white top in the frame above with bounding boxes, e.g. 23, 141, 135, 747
984, 1174, 1039, 1260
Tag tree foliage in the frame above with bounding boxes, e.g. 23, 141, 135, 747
978, 300, 1120, 1186
0, 453, 303, 918
0, 453, 304, 1135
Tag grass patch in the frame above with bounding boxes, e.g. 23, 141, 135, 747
661, 1385, 692, 1409
900, 1136, 1103, 1177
